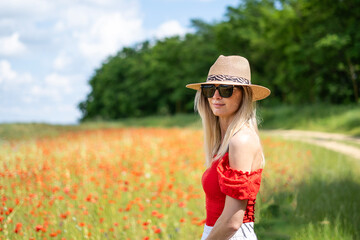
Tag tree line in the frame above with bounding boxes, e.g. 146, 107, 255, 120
78, 0, 359, 121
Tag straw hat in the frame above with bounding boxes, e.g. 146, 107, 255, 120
186, 55, 271, 101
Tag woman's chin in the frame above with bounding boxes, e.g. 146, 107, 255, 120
212, 109, 236, 119
212, 110, 226, 117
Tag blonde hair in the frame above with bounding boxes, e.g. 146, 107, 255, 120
195, 86, 263, 167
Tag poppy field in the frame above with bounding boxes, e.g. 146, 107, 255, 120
0, 127, 359, 239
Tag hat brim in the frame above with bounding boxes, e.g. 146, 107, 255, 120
186, 81, 271, 101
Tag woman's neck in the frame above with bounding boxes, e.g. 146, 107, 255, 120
219, 115, 234, 140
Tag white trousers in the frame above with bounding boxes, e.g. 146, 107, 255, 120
200, 222, 257, 240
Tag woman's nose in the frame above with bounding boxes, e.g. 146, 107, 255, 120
212, 89, 222, 99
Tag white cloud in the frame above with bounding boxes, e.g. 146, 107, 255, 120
29, 73, 78, 102
45, 73, 73, 93
0, 0, 145, 124
44, 2, 144, 68
54, 21, 66, 32
0, 0, 211, 124
0, 0, 52, 18
154, 20, 188, 39
0, 60, 16, 83
0, 33, 26, 56
75, 12, 144, 66
62, 5, 93, 29
53, 52, 72, 71
29, 85, 49, 97
0, 18, 16, 32
29, 84, 62, 102
0, 60, 32, 85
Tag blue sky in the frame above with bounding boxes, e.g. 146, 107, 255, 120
0, 0, 239, 124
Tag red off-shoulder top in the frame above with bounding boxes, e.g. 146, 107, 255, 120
201, 152, 262, 226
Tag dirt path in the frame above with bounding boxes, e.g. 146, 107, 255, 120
261, 129, 360, 160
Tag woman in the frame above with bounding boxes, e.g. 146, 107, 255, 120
186, 55, 270, 240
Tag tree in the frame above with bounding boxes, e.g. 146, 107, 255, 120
79, 0, 360, 121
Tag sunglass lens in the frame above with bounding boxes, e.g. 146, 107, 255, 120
219, 85, 233, 98
201, 85, 215, 98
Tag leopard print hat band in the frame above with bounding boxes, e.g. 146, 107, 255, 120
207, 74, 250, 85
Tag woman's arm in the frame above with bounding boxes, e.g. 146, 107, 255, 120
205, 127, 261, 240
205, 196, 248, 239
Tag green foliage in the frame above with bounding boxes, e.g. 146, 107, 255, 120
258, 103, 360, 136
79, 0, 360, 120
216, 0, 360, 104
79, 28, 219, 120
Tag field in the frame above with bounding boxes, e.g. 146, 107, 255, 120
0, 127, 359, 240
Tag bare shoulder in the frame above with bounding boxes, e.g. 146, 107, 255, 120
229, 126, 261, 154
228, 126, 262, 172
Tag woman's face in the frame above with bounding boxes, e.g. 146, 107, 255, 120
207, 85, 243, 118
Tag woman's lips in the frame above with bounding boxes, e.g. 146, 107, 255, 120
212, 103, 225, 108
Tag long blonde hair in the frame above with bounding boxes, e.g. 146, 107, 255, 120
195, 86, 262, 167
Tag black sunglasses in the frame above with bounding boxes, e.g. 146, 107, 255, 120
201, 84, 238, 98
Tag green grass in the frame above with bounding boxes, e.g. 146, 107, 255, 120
82, 113, 201, 129
1, 103, 359, 141
0, 114, 202, 141
336, 139, 360, 149
257, 138, 360, 239
257, 103, 360, 136
292, 219, 354, 240
0, 123, 81, 141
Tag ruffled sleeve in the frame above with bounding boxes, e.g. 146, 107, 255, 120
216, 153, 262, 200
